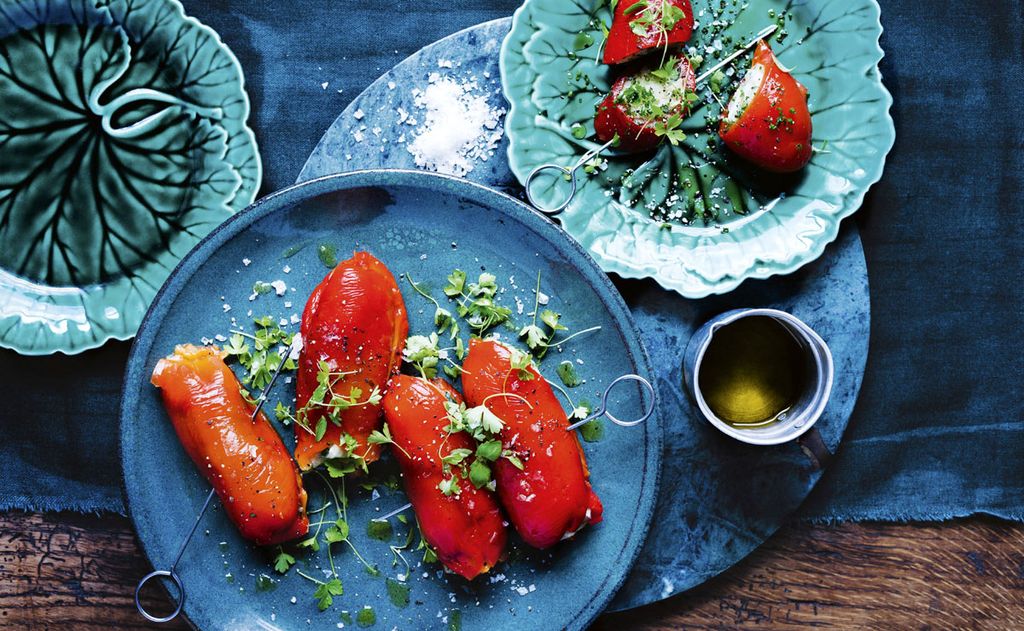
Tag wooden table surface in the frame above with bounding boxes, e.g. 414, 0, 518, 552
2, 512, 1022, 629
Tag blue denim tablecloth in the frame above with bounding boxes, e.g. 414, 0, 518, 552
0, 0, 1021, 522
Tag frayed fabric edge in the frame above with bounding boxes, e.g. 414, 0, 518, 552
801, 507, 1024, 525
0, 495, 126, 517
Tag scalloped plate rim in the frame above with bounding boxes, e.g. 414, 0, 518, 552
0, 0, 262, 356
499, 0, 895, 298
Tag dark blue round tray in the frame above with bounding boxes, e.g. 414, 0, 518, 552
299, 18, 870, 611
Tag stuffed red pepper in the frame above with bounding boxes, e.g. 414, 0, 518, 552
295, 251, 409, 470
719, 39, 813, 172
595, 53, 698, 153
461, 339, 602, 549
382, 375, 507, 579
603, 0, 694, 65
151, 344, 309, 546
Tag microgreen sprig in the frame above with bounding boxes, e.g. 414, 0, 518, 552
443, 269, 512, 335
626, 0, 688, 60
406, 274, 460, 340
518, 272, 602, 358
401, 333, 465, 379
225, 315, 297, 390
275, 361, 379, 444
367, 423, 411, 460
435, 399, 524, 494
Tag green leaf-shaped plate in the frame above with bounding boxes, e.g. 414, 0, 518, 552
501, 0, 894, 297
0, 0, 260, 355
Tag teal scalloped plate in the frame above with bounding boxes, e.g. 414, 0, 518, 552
501, 0, 894, 297
0, 0, 260, 355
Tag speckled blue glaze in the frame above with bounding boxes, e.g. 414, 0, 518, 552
299, 21, 518, 194
121, 171, 661, 630
297, 18, 869, 612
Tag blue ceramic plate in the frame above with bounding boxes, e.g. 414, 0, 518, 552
501, 0, 894, 297
121, 170, 660, 630
0, 0, 260, 355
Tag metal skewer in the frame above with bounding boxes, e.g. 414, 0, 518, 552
135, 340, 295, 623
566, 373, 656, 431
525, 137, 618, 215
695, 24, 777, 84
525, 24, 779, 215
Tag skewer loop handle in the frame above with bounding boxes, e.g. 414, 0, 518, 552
135, 569, 185, 623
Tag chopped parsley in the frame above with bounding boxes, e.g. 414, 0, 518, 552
385, 578, 410, 608
556, 360, 583, 387
356, 605, 376, 627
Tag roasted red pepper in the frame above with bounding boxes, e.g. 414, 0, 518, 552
151, 344, 309, 546
603, 0, 694, 65
295, 251, 408, 470
595, 53, 697, 153
719, 40, 813, 173
382, 375, 507, 579
461, 339, 602, 549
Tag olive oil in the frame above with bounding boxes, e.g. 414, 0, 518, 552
697, 316, 808, 427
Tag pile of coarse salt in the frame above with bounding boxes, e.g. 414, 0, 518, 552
407, 73, 504, 177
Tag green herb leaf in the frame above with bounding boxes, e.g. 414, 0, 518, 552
367, 519, 393, 541
476, 439, 502, 462
468, 459, 491, 489
367, 424, 392, 445
572, 32, 594, 51
709, 69, 727, 95
448, 609, 462, 631
403, 333, 442, 378
539, 309, 567, 332
438, 476, 461, 497
444, 269, 466, 296
510, 349, 535, 380
273, 549, 295, 574
357, 605, 376, 627
441, 448, 472, 466
313, 578, 344, 611
579, 418, 605, 442
518, 323, 547, 350
503, 453, 525, 470
386, 578, 410, 608
557, 361, 583, 387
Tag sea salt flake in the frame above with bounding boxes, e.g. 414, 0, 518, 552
407, 76, 505, 177
353, 109, 365, 120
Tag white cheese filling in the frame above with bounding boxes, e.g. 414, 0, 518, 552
723, 63, 766, 125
